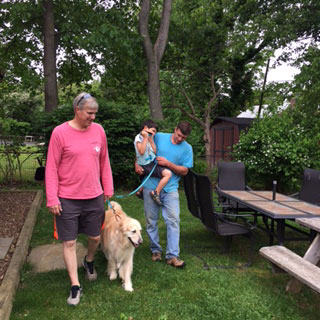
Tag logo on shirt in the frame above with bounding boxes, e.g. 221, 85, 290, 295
94, 146, 100, 152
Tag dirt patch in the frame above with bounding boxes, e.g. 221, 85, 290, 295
0, 191, 36, 285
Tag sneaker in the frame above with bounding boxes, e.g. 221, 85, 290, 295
166, 257, 186, 268
150, 191, 163, 206
67, 285, 82, 306
83, 255, 97, 281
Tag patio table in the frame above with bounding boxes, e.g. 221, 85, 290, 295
216, 190, 320, 244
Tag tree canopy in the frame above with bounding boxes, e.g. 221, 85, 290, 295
0, 0, 320, 184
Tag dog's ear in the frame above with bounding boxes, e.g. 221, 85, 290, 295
120, 221, 127, 234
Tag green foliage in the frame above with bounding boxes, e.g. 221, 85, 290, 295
232, 109, 320, 193
96, 102, 144, 188
163, 0, 310, 117
0, 117, 30, 136
292, 46, 320, 118
0, 117, 39, 184
0, 1, 43, 89
1, 0, 146, 106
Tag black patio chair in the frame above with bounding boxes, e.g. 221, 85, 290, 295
216, 161, 255, 214
292, 168, 320, 206
183, 170, 255, 266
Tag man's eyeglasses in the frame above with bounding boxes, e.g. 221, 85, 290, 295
77, 93, 91, 105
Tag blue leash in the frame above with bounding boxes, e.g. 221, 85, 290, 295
107, 161, 158, 206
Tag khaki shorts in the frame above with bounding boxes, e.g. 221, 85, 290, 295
55, 194, 105, 241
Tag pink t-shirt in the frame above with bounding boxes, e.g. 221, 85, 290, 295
45, 122, 114, 207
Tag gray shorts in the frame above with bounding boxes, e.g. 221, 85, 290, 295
55, 194, 105, 241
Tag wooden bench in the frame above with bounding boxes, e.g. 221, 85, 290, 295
259, 245, 320, 293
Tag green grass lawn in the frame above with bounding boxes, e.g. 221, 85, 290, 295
10, 189, 320, 320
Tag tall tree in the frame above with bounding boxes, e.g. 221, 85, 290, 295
138, 0, 172, 120
43, 0, 58, 112
0, 0, 141, 109
160, 0, 320, 172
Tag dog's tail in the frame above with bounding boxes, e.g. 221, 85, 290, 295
109, 201, 122, 211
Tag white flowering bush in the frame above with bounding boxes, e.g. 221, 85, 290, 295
233, 110, 320, 193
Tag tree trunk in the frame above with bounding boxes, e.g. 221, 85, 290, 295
147, 58, 163, 119
43, 0, 58, 112
139, 0, 173, 120
204, 118, 213, 176
0, 69, 4, 83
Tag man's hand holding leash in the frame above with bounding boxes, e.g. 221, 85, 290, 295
48, 204, 62, 216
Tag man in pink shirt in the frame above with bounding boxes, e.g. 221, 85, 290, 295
45, 92, 113, 306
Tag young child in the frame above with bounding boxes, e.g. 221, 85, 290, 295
134, 120, 171, 206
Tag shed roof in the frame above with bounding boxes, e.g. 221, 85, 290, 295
212, 117, 255, 126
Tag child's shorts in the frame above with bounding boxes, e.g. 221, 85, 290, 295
142, 161, 167, 178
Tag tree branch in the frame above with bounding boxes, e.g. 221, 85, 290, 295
164, 104, 206, 129
138, 0, 153, 60
208, 73, 222, 111
162, 78, 198, 115
154, 0, 172, 64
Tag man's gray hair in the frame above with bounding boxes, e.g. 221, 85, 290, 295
73, 92, 98, 111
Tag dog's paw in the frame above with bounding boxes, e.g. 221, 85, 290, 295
122, 282, 133, 292
109, 271, 118, 281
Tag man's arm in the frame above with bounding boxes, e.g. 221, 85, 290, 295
156, 156, 189, 176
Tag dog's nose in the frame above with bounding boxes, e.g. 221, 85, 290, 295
139, 238, 143, 244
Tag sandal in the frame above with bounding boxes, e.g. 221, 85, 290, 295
150, 191, 163, 206
136, 190, 144, 200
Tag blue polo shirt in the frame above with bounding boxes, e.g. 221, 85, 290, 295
143, 132, 193, 192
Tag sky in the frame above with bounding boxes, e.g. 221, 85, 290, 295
266, 49, 300, 83
267, 63, 299, 83
238, 48, 300, 118
237, 64, 297, 118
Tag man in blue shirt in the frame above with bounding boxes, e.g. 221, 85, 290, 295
135, 121, 193, 268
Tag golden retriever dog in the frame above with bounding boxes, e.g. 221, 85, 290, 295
101, 201, 142, 292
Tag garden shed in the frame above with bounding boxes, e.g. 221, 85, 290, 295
211, 117, 254, 165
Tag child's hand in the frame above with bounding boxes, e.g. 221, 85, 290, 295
135, 162, 144, 175
141, 130, 149, 138
156, 156, 169, 167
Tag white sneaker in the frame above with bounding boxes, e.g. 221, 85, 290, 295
67, 285, 82, 306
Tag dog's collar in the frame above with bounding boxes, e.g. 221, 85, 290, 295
107, 200, 121, 221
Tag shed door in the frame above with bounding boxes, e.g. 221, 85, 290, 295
213, 126, 234, 164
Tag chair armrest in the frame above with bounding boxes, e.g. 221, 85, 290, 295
216, 212, 257, 230
216, 213, 256, 231
215, 187, 228, 205
216, 212, 253, 218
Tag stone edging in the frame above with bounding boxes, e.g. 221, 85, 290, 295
0, 190, 43, 320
